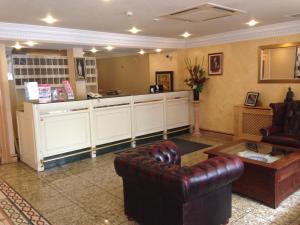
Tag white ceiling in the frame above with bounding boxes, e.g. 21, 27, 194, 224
1, 0, 300, 38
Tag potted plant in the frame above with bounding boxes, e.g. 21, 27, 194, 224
184, 57, 208, 101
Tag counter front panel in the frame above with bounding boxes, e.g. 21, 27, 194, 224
17, 91, 191, 171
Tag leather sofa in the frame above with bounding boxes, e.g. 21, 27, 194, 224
260, 101, 300, 148
114, 141, 244, 225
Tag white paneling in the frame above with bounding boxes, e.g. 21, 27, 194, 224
17, 112, 38, 170
134, 102, 164, 136
94, 106, 132, 145
18, 91, 192, 171
40, 111, 91, 157
166, 99, 189, 129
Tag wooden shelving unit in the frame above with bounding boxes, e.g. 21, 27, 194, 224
12, 55, 69, 89
85, 57, 97, 87
11, 54, 98, 108
84, 57, 98, 93
12, 55, 98, 90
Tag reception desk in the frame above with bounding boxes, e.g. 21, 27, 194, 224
17, 91, 191, 171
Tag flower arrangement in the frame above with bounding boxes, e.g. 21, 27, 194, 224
184, 57, 208, 93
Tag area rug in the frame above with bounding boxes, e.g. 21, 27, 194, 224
170, 138, 211, 155
0, 182, 51, 225
116, 138, 211, 155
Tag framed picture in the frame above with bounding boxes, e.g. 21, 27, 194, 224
75, 57, 86, 80
208, 52, 223, 75
155, 71, 173, 91
294, 46, 300, 78
244, 92, 259, 107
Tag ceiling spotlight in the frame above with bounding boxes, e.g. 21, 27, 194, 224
90, 47, 99, 53
12, 42, 23, 50
129, 27, 141, 34
246, 19, 259, 27
153, 18, 160, 22
155, 49, 162, 53
181, 32, 191, 38
138, 49, 145, 55
42, 15, 58, 24
24, 41, 37, 47
105, 46, 114, 51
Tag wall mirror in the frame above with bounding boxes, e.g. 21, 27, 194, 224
258, 43, 300, 83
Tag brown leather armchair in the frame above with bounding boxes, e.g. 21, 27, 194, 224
114, 141, 244, 225
260, 101, 300, 148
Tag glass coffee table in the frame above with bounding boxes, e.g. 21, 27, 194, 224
205, 140, 300, 208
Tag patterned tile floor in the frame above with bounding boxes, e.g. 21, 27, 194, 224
0, 133, 300, 225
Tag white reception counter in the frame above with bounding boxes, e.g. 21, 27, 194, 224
17, 91, 191, 171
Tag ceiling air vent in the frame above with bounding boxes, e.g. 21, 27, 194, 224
287, 13, 300, 18
161, 3, 245, 22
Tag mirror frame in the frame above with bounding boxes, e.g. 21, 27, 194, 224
258, 42, 300, 83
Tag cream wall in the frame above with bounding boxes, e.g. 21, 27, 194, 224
97, 55, 150, 95
185, 34, 300, 134
90, 34, 300, 135
149, 50, 187, 90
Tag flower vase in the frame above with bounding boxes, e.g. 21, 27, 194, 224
193, 90, 200, 101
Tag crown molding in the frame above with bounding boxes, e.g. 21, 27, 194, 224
187, 20, 300, 48
0, 20, 299, 50
0, 22, 186, 49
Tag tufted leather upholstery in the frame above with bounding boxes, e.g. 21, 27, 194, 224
114, 141, 244, 225
261, 101, 300, 148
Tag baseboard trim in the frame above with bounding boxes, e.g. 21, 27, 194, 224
2, 154, 18, 164
200, 128, 234, 141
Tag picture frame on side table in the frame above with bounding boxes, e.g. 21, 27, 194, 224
155, 71, 174, 91
75, 57, 86, 80
244, 92, 259, 107
208, 52, 223, 75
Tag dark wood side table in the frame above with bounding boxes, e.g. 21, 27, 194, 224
205, 140, 300, 208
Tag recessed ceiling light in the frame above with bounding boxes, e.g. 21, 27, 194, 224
153, 18, 160, 22
90, 47, 99, 53
42, 15, 58, 24
138, 49, 145, 55
105, 46, 114, 51
24, 41, 38, 47
126, 11, 133, 17
12, 42, 23, 50
129, 27, 141, 34
155, 49, 162, 53
181, 32, 191, 38
246, 19, 259, 27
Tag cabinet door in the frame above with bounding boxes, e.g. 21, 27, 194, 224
93, 106, 132, 145
40, 112, 91, 157
134, 102, 164, 136
166, 99, 190, 129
